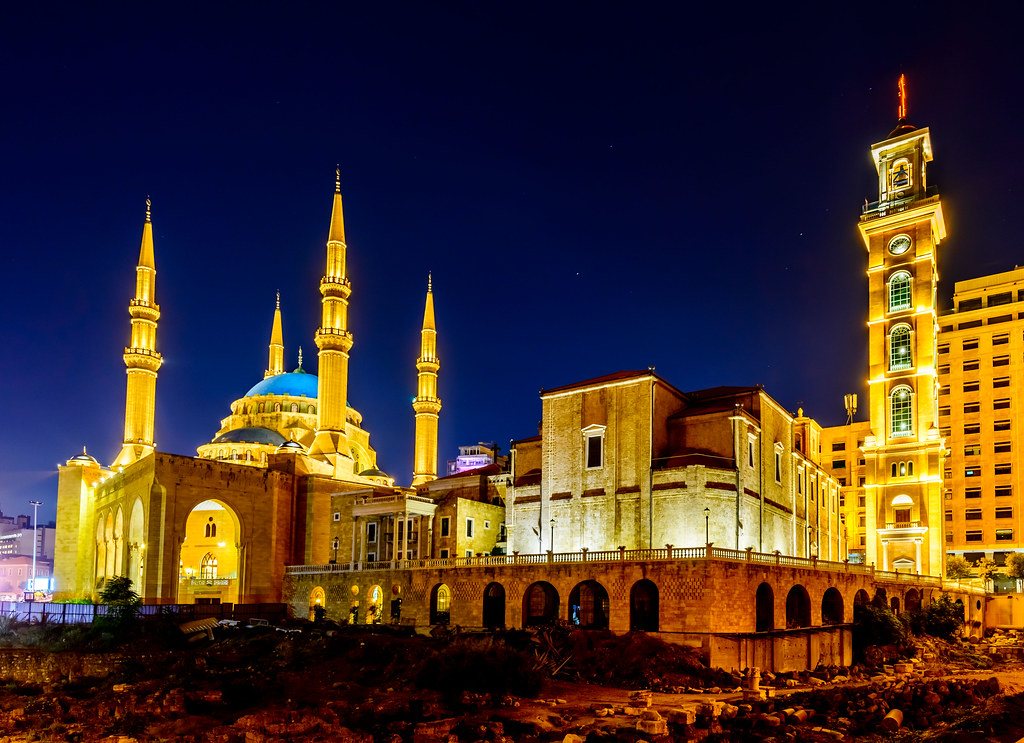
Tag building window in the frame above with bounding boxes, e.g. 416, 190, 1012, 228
938, 364, 950, 374
965, 467, 981, 478
995, 441, 1012, 453
439, 549, 448, 559
994, 355, 1010, 367
888, 272, 913, 312
966, 531, 983, 542
890, 158, 911, 189
832, 460, 846, 470
466, 549, 474, 558
367, 522, 378, 543
774, 450, 782, 483
993, 333, 1010, 346
890, 386, 913, 438
965, 423, 981, 435
996, 529, 1014, 541
995, 507, 1013, 519
963, 339, 979, 350
966, 509, 983, 521
440, 517, 450, 538
963, 361, 980, 372
832, 442, 846, 451
939, 406, 950, 417
945, 532, 953, 544
944, 510, 953, 522
964, 444, 982, 457
484, 520, 490, 530
937, 343, 949, 355
994, 376, 1010, 388
333, 512, 341, 522
995, 420, 1012, 431
585, 432, 603, 469
994, 398, 1011, 410
748, 440, 755, 468
858, 496, 866, 507
989, 291, 1013, 306
963, 382, 980, 393
995, 463, 1012, 476
965, 488, 981, 499
964, 403, 980, 414
996, 486, 1012, 498
200, 553, 218, 579
889, 325, 913, 370
466, 518, 474, 538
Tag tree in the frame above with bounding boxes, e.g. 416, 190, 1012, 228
1007, 553, 1024, 591
98, 576, 141, 628
974, 556, 997, 589
923, 594, 964, 640
946, 555, 971, 581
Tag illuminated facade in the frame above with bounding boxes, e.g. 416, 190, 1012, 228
55, 176, 442, 603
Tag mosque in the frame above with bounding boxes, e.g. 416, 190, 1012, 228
53, 172, 450, 604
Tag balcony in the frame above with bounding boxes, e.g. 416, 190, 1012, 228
861, 185, 939, 217
885, 520, 920, 530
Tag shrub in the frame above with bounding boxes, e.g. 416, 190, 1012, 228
946, 556, 972, 580
853, 603, 907, 660
97, 576, 141, 631
923, 594, 964, 640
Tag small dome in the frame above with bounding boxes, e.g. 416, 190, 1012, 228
244, 371, 319, 399
212, 427, 287, 446
276, 440, 306, 454
67, 447, 99, 466
887, 118, 916, 139
359, 467, 389, 479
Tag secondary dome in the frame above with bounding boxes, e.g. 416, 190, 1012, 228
212, 427, 287, 446
244, 371, 318, 399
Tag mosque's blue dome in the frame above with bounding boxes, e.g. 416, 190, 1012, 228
244, 371, 319, 399
212, 427, 287, 445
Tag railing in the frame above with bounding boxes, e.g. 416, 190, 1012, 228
883, 521, 921, 529
285, 545, 938, 584
183, 577, 231, 586
861, 185, 939, 216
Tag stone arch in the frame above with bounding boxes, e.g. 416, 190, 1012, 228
756, 582, 774, 631
905, 588, 921, 613
430, 583, 451, 625
95, 514, 107, 583
569, 580, 610, 629
179, 500, 242, 605
890, 596, 901, 614
104, 512, 116, 577
113, 507, 125, 576
821, 587, 844, 625
786, 585, 811, 628
629, 579, 659, 631
128, 498, 145, 590
309, 586, 326, 620
523, 581, 559, 626
366, 584, 384, 624
482, 582, 505, 628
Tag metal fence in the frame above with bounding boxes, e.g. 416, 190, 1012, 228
0, 601, 289, 625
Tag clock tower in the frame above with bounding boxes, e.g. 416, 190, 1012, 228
858, 76, 947, 576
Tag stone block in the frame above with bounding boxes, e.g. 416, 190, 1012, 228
636, 719, 668, 735
664, 708, 696, 725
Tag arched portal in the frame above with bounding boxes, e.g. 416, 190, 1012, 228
128, 499, 145, 592
905, 588, 921, 613
786, 585, 811, 628
569, 580, 610, 629
113, 508, 125, 576
756, 583, 775, 631
482, 582, 505, 628
178, 500, 241, 605
523, 581, 559, 626
309, 586, 326, 620
822, 587, 844, 625
890, 596, 901, 614
430, 583, 451, 625
104, 512, 116, 577
853, 588, 870, 621
630, 579, 659, 631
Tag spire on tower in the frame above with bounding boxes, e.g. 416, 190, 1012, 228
328, 167, 346, 247
412, 276, 441, 485
265, 291, 285, 378
897, 73, 908, 121
138, 198, 155, 270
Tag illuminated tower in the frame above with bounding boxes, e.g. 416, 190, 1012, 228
308, 169, 354, 473
412, 275, 441, 485
113, 199, 163, 468
265, 292, 284, 378
859, 76, 947, 576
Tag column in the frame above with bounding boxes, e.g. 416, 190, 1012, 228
915, 539, 922, 575
881, 540, 889, 572
350, 517, 358, 568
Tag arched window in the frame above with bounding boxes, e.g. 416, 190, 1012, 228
309, 405, 316, 415
430, 583, 451, 625
821, 587, 844, 625
888, 272, 912, 313
890, 386, 913, 438
204, 517, 217, 538
274, 403, 282, 412
200, 553, 218, 579
258, 403, 265, 413
890, 158, 911, 190
907, 461, 913, 476
889, 325, 912, 370
290, 403, 298, 412
892, 494, 913, 525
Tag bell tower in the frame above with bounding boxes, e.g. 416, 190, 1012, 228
859, 76, 947, 576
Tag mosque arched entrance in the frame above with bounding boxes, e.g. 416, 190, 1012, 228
177, 500, 241, 605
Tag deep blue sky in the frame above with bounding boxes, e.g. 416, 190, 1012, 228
3, 4, 1023, 523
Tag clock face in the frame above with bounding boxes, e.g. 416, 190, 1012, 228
888, 235, 912, 255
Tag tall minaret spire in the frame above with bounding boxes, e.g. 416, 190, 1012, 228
265, 291, 284, 378
113, 198, 163, 468
412, 274, 441, 486
308, 168, 355, 473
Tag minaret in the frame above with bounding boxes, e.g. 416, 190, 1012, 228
858, 76, 947, 576
412, 274, 442, 485
308, 168, 355, 472
113, 198, 163, 468
264, 291, 284, 378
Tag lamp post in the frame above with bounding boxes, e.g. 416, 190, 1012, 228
703, 507, 710, 545
550, 518, 555, 552
29, 501, 41, 599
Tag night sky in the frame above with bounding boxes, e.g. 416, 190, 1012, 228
3, 4, 1023, 523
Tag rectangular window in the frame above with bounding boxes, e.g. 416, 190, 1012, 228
775, 451, 782, 483
937, 343, 949, 355
993, 355, 1010, 367
995, 507, 1013, 519
944, 489, 952, 500
996, 486, 1013, 498
466, 549, 474, 558
996, 529, 1014, 542
966, 531, 983, 542
964, 444, 982, 456
748, 440, 755, 467
964, 403, 980, 414
367, 522, 378, 543
994, 398, 1011, 410
440, 517, 450, 537
993, 333, 1010, 346
858, 476, 866, 486
858, 516, 866, 527
963, 339, 980, 350
945, 532, 953, 544
944, 510, 953, 522
941, 427, 951, 437
995, 463, 1012, 475
858, 496, 866, 507
965, 488, 982, 499
939, 406, 951, 417
831, 442, 846, 451
586, 434, 603, 469
366, 552, 376, 562
838, 478, 846, 487
965, 423, 981, 435
484, 520, 490, 530
965, 467, 981, 478
966, 509, 983, 520
440, 549, 449, 559
939, 387, 949, 396
994, 376, 1010, 388
797, 473, 803, 494
938, 363, 951, 374
989, 291, 1013, 306
466, 518, 474, 538
995, 420, 1012, 431
963, 382, 980, 393
995, 441, 1012, 453
963, 361, 980, 372
839, 493, 845, 506
990, 314, 1012, 324
333, 512, 341, 521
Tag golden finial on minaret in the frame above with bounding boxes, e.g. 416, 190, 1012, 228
265, 291, 285, 378
297, 346, 303, 370
113, 199, 163, 468
276, 290, 280, 310
412, 274, 441, 486
335, 165, 341, 193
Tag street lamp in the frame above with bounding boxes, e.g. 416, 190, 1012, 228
550, 518, 555, 552
29, 501, 41, 599
703, 507, 710, 545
